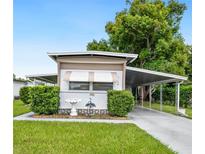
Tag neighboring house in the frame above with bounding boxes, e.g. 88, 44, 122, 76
13, 79, 29, 98
27, 51, 187, 114
13, 78, 48, 98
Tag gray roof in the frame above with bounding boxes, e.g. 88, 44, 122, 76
126, 66, 187, 86
26, 73, 57, 84
47, 51, 138, 64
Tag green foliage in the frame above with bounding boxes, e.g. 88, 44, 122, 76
185, 45, 192, 80
30, 86, 60, 115
19, 87, 32, 104
108, 90, 135, 116
87, 39, 111, 51
87, 0, 191, 77
152, 84, 192, 108
167, 0, 187, 34
180, 85, 192, 108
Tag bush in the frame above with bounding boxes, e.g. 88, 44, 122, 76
180, 85, 192, 108
30, 86, 60, 114
19, 87, 32, 104
152, 84, 192, 107
108, 90, 135, 116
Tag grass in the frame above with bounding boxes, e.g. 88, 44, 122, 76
14, 121, 176, 154
143, 102, 192, 119
185, 107, 192, 118
13, 100, 31, 117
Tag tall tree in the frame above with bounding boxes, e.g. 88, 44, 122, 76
184, 45, 192, 81
87, 39, 111, 51
87, 0, 190, 76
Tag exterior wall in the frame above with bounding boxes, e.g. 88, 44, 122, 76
60, 91, 107, 109
13, 81, 27, 97
57, 56, 126, 114
59, 69, 123, 112
60, 63, 123, 71
57, 56, 126, 64
60, 69, 123, 90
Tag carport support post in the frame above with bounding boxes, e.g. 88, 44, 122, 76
141, 86, 144, 107
149, 85, 152, 108
160, 84, 163, 111
135, 86, 138, 104
175, 82, 180, 112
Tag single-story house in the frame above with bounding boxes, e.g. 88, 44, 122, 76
13, 77, 55, 99
27, 51, 187, 114
13, 79, 30, 98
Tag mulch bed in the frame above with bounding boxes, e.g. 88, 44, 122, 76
32, 114, 128, 120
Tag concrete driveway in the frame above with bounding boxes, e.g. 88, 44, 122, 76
128, 107, 192, 154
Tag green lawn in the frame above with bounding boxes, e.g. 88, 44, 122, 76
14, 121, 176, 154
185, 107, 192, 118
13, 100, 31, 117
143, 102, 192, 119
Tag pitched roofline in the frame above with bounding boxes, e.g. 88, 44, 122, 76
47, 51, 138, 64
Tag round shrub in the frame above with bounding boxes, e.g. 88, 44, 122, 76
19, 86, 32, 104
108, 90, 135, 116
30, 86, 60, 115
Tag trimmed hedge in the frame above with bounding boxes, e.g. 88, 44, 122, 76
108, 90, 135, 116
30, 86, 60, 115
19, 87, 32, 104
152, 85, 192, 108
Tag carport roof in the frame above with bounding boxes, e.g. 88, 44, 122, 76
26, 73, 57, 84
126, 66, 187, 86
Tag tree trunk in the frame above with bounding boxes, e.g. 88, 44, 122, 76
146, 37, 150, 50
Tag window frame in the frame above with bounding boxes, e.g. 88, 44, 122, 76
67, 81, 114, 92
69, 81, 90, 91
92, 82, 113, 91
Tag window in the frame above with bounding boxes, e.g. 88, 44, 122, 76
69, 82, 113, 91
69, 82, 89, 90
93, 82, 113, 91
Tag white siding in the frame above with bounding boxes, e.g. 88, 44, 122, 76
60, 91, 107, 109
59, 69, 123, 110
13, 81, 26, 97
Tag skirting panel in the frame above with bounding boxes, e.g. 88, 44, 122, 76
58, 108, 108, 115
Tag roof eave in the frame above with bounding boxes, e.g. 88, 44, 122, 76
47, 51, 138, 63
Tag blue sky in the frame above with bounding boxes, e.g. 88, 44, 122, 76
14, 0, 192, 77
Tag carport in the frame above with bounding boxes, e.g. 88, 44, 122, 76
126, 66, 187, 113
